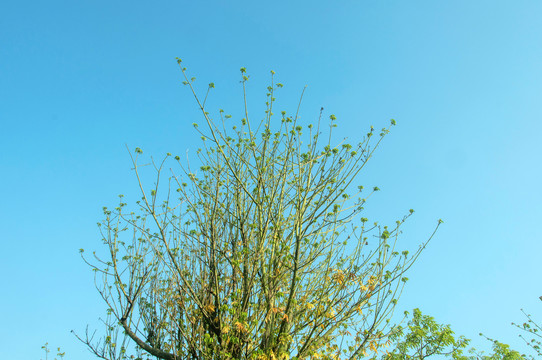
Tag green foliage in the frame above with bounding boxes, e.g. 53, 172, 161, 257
41, 342, 65, 360
382, 308, 470, 360
512, 307, 542, 359
381, 309, 528, 360
474, 336, 525, 360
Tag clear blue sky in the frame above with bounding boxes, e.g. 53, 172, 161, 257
1, 1, 541, 358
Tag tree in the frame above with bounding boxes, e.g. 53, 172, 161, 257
381, 308, 471, 360
381, 309, 525, 360
75, 60, 440, 360
474, 296, 542, 360
474, 337, 525, 360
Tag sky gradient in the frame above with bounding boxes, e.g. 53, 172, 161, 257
1, 1, 541, 359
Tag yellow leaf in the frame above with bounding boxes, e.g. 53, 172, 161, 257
355, 304, 363, 315
235, 321, 246, 332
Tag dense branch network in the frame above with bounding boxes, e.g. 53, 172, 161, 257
76, 61, 439, 360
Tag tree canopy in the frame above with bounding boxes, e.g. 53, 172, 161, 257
75, 61, 440, 360
381, 308, 528, 360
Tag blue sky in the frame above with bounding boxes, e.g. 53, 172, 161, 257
1, 0, 541, 358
